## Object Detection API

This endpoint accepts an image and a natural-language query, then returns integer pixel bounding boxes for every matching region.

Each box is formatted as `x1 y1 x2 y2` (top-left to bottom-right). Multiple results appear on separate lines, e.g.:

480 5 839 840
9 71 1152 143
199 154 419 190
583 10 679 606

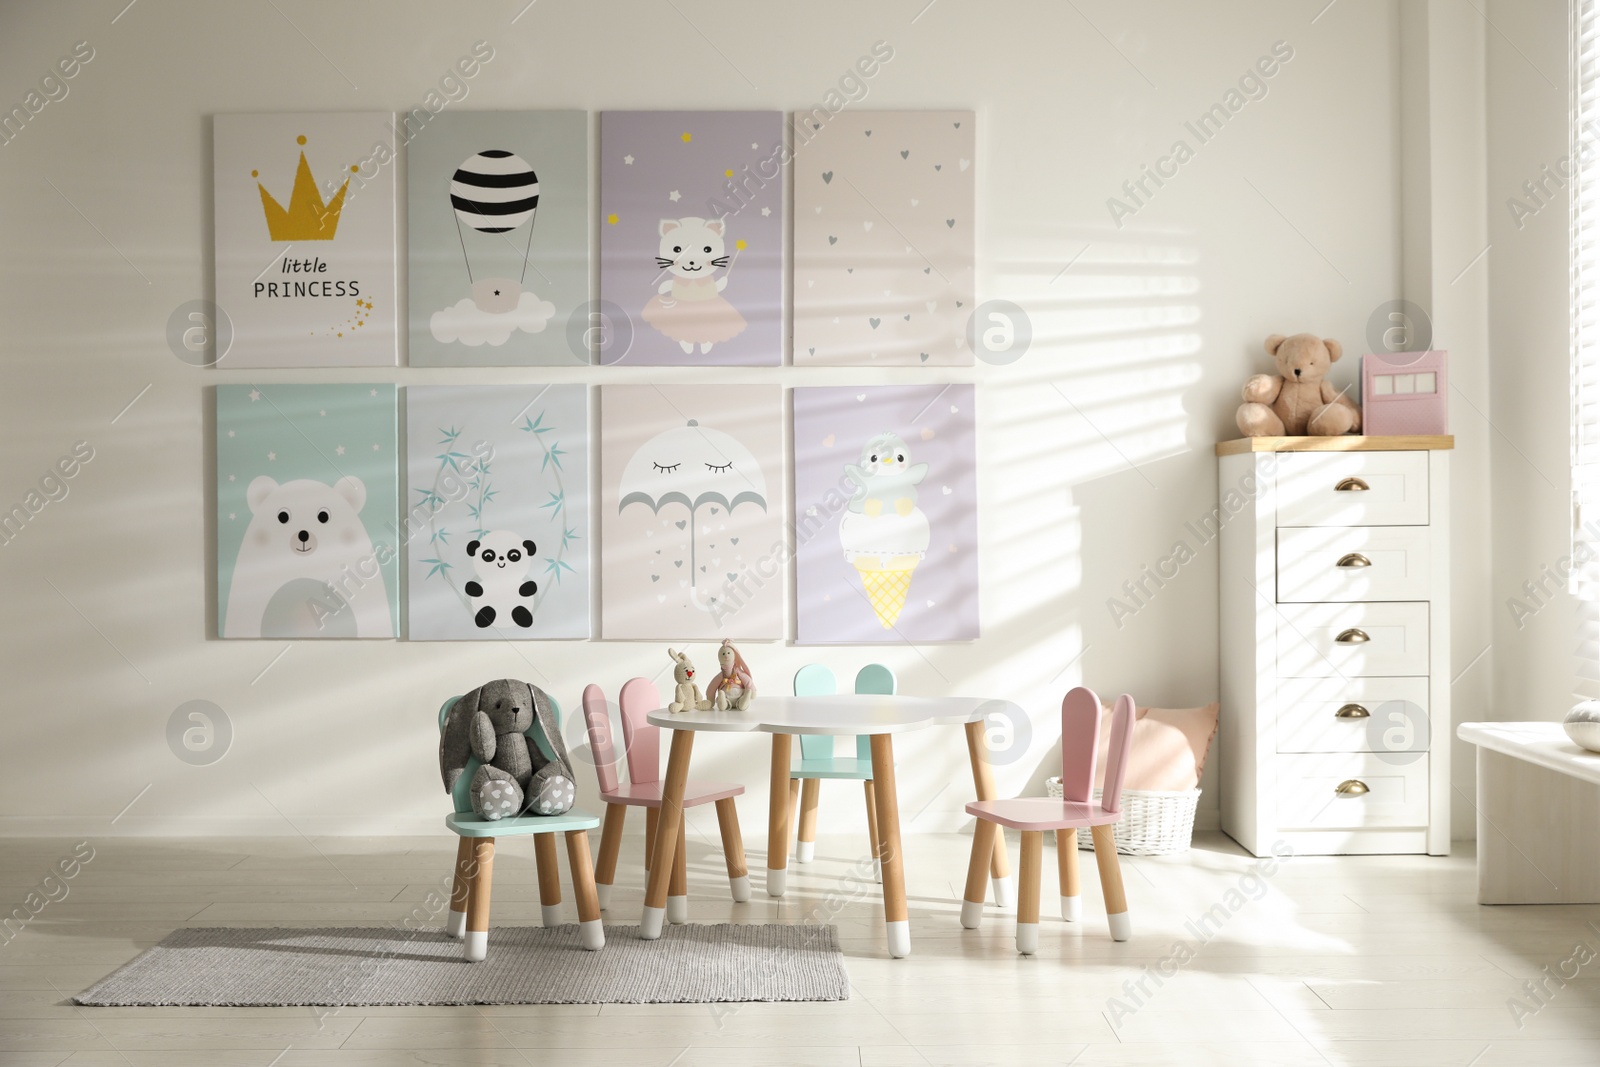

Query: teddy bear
439 678 576 820
666 648 709 713
462 531 538 629
1236 333 1362 437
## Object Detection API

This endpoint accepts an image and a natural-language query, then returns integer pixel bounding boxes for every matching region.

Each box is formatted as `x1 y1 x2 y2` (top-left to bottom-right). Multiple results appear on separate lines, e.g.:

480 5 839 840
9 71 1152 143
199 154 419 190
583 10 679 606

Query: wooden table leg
565 829 605 950
594 803 626 911
534 832 563 928
1056 829 1081 921
964 719 1014 908
863 779 883 883
715 797 751 902
869 733 910 958
797 779 821 863
641 729 694 939
446 836 473 939
463 837 494 962
768 734 793 897
668 820 689 924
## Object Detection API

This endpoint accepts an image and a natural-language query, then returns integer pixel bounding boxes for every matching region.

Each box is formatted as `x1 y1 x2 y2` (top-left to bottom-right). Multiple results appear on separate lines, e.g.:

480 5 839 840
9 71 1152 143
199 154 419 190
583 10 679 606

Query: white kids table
638 694 1021 957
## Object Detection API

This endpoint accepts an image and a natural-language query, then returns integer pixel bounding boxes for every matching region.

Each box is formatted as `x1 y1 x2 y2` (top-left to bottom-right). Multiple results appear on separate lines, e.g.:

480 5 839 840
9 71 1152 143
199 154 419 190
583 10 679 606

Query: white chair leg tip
992 875 1016 910
579 918 605 951
667 894 689 925
640 905 666 940
886 919 911 958
1061 895 1082 922
444 909 466 939
1107 911 1132 942
767 868 787 897
541 904 562 929
1016 922 1039 956
796 841 815 863
959 899 984 930
463 930 487 962
729 874 751 903
595 883 612 911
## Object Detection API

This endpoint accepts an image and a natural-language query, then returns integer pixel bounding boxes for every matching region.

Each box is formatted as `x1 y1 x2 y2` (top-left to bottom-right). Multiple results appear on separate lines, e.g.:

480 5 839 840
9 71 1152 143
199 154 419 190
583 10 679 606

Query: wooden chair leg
565 829 605 951
463 837 495 962
1017 831 1043 955
787 778 802 860
961 818 997 929
446 836 472 938
864 779 882 883
534 832 563 928
1057 829 1082 921
644 806 659 872
715 797 750 902
1090 823 1131 941
797 778 821 862
668 820 689 924
594 803 626 911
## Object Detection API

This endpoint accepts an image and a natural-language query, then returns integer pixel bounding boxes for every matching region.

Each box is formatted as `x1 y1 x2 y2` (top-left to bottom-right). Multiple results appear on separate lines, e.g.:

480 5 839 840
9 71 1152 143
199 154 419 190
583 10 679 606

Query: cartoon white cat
641 217 747 355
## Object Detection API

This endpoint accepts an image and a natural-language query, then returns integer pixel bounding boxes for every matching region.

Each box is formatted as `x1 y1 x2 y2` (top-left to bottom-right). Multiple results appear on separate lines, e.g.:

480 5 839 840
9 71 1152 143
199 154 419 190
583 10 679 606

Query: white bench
1456 721 1600 903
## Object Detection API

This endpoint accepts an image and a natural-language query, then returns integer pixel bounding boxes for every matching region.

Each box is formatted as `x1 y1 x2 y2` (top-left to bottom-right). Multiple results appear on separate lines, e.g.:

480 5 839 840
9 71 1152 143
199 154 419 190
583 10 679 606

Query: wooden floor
3 826 1599 1065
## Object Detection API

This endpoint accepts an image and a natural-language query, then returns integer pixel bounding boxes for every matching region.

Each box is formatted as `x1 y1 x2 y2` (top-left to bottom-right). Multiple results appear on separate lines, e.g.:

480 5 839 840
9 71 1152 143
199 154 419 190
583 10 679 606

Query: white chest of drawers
1217 435 1453 856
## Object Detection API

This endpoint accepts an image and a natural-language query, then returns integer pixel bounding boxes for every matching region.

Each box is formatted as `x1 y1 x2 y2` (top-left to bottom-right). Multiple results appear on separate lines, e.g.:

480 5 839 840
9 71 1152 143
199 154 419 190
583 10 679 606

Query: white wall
0 1 1424 838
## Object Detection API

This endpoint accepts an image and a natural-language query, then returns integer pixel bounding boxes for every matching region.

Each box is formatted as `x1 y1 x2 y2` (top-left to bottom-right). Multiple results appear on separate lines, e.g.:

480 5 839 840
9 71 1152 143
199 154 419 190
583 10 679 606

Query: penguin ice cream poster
600 385 783 639
214 113 399 367
599 111 784 366
793 385 978 643
408 111 591 366
216 384 399 638
405 384 590 639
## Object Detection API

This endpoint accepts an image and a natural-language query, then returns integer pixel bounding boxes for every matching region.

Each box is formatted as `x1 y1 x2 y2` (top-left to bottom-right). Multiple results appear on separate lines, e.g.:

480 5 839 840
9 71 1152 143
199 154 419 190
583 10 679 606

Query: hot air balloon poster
407 111 590 366
792 384 979 643
598 111 784 366
600 384 783 639
214 113 399 368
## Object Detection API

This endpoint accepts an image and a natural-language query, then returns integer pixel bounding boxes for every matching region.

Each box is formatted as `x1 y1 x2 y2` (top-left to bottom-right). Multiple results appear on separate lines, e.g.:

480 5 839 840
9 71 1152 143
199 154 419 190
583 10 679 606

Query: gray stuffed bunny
439 678 577 820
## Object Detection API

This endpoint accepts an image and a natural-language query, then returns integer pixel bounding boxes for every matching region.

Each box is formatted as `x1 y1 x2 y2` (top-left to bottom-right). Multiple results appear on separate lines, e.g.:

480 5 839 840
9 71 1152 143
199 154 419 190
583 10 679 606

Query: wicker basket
1045 777 1201 856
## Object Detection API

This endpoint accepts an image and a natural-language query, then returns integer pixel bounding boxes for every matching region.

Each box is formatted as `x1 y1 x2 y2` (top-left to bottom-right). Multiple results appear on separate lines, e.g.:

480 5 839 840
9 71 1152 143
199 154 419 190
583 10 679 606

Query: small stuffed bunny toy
706 639 756 711
667 648 708 713
439 678 577 821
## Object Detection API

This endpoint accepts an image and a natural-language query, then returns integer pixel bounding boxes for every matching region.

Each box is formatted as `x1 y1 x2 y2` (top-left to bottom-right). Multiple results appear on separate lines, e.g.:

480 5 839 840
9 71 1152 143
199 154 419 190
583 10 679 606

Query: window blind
1573 0 1600 596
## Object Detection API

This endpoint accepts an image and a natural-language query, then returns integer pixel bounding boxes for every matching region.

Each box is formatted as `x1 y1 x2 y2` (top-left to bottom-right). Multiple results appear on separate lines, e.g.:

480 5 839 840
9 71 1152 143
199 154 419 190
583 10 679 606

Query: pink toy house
1362 350 1449 435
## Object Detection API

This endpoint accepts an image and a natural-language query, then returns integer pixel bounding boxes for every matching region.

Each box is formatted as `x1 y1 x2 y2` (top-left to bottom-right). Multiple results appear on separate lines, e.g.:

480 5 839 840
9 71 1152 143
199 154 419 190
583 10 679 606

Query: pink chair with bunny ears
960 687 1136 954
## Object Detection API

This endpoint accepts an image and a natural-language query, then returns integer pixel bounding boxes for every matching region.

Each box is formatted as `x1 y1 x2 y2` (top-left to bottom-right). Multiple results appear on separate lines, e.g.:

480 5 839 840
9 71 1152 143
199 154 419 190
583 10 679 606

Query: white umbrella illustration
619 419 768 601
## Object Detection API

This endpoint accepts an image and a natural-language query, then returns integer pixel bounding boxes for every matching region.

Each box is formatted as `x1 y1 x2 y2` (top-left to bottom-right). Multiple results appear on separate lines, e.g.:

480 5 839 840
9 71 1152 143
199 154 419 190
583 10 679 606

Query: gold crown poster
214 113 398 367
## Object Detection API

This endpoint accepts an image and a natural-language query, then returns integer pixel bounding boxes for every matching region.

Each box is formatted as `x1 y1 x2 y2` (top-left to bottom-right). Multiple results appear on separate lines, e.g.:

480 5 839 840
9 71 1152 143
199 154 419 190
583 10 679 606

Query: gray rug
74 924 849 1006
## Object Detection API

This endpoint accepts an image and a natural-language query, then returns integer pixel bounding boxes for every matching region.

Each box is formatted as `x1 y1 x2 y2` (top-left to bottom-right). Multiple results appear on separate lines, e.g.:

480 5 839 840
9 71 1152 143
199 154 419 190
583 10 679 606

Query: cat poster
408 111 591 366
405 384 590 639
216 384 399 638
599 111 784 366
793 384 978 643
794 111 975 366
600 385 783 638
214 113 398 367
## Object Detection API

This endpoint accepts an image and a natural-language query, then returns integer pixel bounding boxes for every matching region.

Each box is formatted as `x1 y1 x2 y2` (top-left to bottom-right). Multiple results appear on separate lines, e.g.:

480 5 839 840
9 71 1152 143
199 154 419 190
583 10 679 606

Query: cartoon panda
463 531 538 628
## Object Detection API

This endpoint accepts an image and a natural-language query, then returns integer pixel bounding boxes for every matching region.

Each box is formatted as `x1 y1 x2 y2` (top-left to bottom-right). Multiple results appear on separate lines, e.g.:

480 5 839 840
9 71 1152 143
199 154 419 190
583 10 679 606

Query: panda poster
405 384 590 639
793 110 975 366
792 384 979 643
407 111 591 367
600 384 782 639
214 113 399 367
216 384 399 638
598 111 784 366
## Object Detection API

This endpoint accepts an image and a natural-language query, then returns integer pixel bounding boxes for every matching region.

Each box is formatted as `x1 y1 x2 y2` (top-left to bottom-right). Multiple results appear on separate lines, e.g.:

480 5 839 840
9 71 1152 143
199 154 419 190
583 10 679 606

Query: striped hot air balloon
451 150 539 234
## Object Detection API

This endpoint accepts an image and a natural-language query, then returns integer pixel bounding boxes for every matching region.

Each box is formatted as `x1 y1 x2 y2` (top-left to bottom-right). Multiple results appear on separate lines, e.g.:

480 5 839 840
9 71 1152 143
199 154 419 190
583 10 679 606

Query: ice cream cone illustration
840 433 931 630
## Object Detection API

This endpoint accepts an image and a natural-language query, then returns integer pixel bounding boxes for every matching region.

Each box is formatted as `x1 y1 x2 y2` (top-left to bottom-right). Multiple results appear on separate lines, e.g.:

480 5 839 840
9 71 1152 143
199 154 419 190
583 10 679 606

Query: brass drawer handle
1335 477 1370 492
1337 553 1372 568
1335 628 1370 644
1335 703 1371 719
1335 779 1370 797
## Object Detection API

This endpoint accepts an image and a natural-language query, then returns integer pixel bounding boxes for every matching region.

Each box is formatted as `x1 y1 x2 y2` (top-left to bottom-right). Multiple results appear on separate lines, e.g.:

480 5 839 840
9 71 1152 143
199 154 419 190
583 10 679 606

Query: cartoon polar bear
223 476 394 638
464 530 538 628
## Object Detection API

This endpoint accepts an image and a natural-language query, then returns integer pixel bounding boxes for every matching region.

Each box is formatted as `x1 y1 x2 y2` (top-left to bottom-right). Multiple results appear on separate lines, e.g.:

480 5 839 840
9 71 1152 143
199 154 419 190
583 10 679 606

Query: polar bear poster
216 384 399 638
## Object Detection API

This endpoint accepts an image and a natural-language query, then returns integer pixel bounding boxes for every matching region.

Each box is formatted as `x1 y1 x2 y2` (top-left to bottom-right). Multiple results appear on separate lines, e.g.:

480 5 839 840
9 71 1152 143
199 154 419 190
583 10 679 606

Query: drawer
1275 677 1431 753
1276 526 1432 602
1276 451 1429 527
1275 602 1429 678
1275 754 1430 829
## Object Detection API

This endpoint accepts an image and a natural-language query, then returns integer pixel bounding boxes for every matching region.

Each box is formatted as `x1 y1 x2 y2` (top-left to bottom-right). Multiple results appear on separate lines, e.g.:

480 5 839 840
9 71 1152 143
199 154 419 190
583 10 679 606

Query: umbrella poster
214 113 398 367
792 384 979 643
598 111 784 366
216 384 398 638
407 111 590 366
404 384 589 640
600 384 783 639
794 110 975 366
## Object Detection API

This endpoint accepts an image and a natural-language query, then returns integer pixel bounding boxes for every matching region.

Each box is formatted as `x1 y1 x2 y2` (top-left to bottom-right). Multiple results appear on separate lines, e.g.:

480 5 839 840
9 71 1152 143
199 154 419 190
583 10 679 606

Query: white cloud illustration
430 292 557 347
